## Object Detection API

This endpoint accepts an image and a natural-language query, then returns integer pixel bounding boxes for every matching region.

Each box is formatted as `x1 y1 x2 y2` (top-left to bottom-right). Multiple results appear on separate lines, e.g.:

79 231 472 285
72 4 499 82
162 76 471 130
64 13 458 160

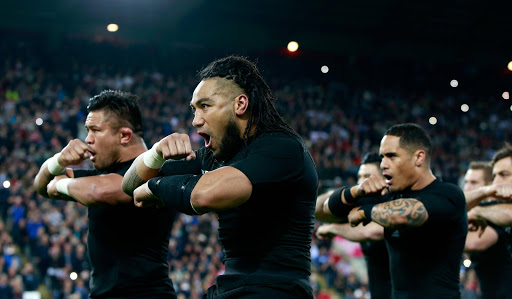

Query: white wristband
47 153 66 176
56 178 72 196
143 142 166 169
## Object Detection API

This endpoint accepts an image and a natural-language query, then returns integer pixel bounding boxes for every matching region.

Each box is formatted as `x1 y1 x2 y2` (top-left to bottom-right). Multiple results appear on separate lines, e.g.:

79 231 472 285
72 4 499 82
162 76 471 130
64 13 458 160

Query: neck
118 139 148 163
411 168 436 190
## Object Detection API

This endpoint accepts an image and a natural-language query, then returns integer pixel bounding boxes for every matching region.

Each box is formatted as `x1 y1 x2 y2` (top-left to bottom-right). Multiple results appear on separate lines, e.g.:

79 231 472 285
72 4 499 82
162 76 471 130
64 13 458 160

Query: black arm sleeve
159 154 202 177
73 169 100 178
147 174 202 215
328 187 354 219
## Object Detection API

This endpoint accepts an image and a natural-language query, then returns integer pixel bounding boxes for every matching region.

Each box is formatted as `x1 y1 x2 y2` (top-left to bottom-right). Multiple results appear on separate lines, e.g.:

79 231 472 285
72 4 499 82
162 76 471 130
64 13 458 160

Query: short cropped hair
87 90 144 138
361 152 381 167
468 161 493 184
491 143 512 168
385 123 431 158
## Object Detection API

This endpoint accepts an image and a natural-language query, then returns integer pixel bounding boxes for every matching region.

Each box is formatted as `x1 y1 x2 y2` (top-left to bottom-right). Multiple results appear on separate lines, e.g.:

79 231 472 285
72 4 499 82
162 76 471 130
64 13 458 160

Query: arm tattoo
122 169 146 196
371 198 427 228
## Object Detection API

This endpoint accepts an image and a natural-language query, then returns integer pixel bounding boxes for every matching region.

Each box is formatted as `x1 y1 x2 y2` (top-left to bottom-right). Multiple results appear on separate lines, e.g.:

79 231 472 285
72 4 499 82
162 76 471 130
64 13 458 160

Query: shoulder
432 180 464 197
424 179 465 204
250 132 305 154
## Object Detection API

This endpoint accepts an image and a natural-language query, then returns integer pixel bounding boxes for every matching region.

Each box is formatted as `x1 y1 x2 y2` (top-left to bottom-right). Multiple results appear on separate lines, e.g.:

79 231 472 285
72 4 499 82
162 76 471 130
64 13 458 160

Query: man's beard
214 119 244 163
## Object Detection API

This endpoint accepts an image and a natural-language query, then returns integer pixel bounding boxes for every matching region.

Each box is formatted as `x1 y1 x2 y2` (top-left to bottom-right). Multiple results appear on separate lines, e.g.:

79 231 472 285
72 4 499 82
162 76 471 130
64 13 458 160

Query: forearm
34 161 55 198
326 223 384 242
34 156 68 197
322 186 363 221
315 189 344 223
369 198 428 229
465 186 492 211
464 228 498 252
69 175 131 205
122 154 159 196
473 204 512 226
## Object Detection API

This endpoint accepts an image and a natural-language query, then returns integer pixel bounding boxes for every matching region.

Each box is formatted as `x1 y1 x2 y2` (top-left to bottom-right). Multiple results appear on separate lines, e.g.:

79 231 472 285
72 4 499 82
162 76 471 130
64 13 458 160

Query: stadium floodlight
287 41 299 52
107 24 119 32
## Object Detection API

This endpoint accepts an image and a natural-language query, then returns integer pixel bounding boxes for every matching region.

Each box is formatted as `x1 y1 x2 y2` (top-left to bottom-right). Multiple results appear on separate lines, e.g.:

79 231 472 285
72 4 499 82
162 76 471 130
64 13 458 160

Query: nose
380 159 388 170
85 132 93 144
192 111 204 127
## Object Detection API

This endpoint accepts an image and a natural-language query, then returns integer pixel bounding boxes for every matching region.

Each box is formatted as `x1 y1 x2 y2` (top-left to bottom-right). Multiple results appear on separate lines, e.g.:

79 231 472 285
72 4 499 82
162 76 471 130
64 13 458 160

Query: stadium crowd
1 36 510 298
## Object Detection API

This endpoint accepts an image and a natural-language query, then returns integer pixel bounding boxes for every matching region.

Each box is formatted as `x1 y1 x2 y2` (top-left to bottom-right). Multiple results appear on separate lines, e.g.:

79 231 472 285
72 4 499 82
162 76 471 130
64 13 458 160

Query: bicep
192 166 252 211
372 198 428 228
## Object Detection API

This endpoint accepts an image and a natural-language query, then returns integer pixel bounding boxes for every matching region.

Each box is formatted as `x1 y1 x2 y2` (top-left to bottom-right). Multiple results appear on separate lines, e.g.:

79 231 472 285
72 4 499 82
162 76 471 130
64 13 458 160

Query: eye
201 104 210 109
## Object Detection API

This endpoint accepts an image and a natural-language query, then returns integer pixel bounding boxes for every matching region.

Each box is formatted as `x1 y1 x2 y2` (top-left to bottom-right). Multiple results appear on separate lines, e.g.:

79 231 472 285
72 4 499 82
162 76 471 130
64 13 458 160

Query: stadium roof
1 0 512 67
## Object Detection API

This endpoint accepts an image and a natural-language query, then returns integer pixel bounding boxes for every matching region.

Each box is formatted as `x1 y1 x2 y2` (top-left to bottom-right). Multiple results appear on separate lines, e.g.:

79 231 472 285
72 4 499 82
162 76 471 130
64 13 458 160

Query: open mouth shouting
198 132 212 148
383 173 393 185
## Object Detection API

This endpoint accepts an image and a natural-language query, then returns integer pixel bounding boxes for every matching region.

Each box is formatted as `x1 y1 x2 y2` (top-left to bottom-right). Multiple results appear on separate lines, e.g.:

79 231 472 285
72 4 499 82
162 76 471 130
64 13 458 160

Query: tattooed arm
122 154 161 196
349 198 428 229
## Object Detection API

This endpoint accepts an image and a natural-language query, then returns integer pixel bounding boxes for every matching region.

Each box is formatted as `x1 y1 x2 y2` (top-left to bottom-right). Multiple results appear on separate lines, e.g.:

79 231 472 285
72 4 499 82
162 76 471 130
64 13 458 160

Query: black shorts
204 274 313 299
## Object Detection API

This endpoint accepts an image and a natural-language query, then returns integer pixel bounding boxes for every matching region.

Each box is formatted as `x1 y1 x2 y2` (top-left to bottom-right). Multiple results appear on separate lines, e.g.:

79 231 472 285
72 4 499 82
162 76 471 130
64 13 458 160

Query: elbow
501 210 512 227
363 227 384 241
34 183 46 197
33 176 48 197
121 180 132 197
315 208 327 221
387 215 421 229
191 189 216 213
390 215 409 227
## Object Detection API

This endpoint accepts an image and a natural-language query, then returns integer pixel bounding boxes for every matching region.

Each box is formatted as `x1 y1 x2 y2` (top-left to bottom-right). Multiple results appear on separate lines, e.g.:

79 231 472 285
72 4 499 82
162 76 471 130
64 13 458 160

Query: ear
414 149 426 167
234 94 249 116
119 127 133 145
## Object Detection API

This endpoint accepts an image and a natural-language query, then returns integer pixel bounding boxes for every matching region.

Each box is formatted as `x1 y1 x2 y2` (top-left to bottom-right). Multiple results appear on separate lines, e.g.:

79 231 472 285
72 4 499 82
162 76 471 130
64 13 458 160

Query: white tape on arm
56 178 72 196
48 153 66 176
143 142 166 169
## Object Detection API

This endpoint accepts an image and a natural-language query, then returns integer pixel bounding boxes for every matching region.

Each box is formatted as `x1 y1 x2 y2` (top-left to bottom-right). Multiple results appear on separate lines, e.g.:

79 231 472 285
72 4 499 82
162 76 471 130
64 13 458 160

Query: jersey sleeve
416 183 465 223
230 135 304 184
73 169 101 178
159 152 203 177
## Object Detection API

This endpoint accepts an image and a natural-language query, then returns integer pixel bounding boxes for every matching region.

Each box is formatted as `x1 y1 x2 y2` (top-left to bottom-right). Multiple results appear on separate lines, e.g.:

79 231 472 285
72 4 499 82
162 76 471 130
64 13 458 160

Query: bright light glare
461 104 469 112
3 181 10 188
35 118 43 126
107 24 119 32
321 66 329 73
70 272 78 280
450 80 458 88
429 117 437 125
463 259 471 268
503 92 510 100
508 61 512 71
287 41 299 52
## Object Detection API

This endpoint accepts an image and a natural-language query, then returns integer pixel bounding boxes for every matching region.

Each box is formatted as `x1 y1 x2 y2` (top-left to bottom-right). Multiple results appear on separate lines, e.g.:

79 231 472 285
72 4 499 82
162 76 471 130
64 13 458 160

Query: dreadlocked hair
198 55 299 141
